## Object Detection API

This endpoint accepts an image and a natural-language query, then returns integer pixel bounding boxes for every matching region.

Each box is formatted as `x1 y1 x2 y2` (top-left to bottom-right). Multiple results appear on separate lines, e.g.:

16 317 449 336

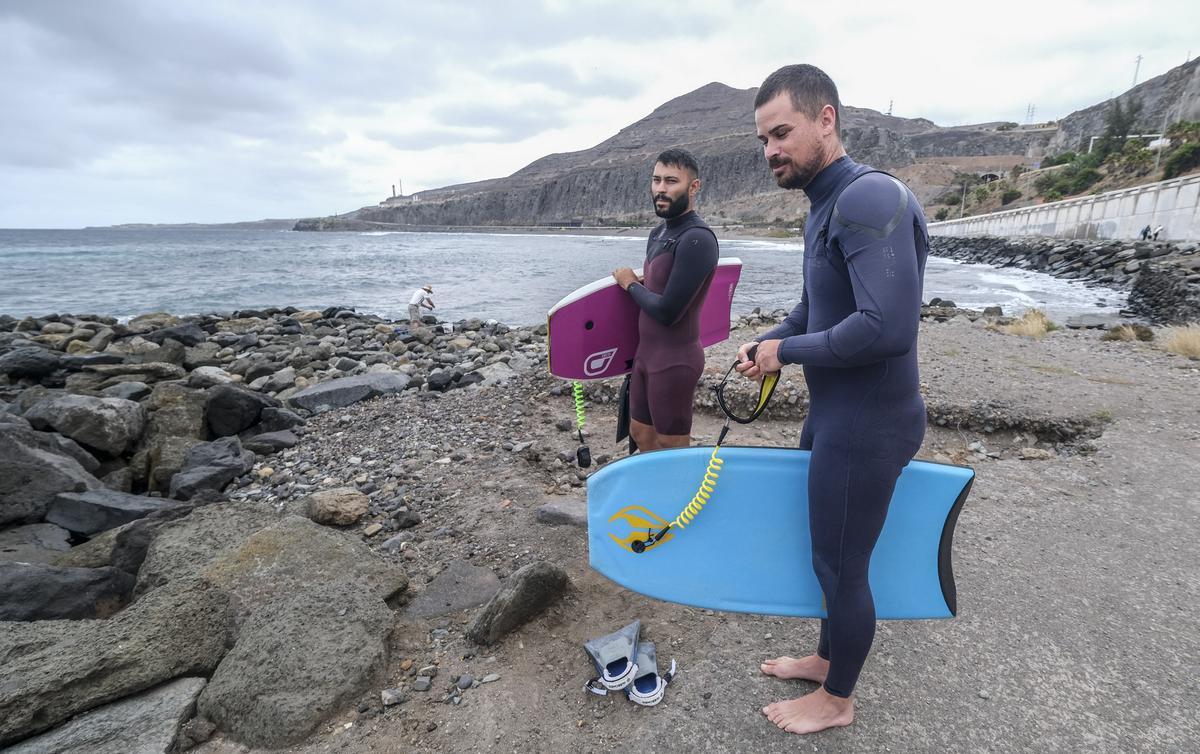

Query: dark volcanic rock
144 322 207 347
24 394 147 456
205 384 280 437
46 488 187 536
0 562 135 620
0 523 72 564
242 429 299 455
167 436 255 500
0 347 61 379
133 502 279 595
257 406 306 432
4 677 207 754
465 561 570 645
197 583 392 749
198 515 408 627
0 424 101 526
0 578 231 746
288 372 411 412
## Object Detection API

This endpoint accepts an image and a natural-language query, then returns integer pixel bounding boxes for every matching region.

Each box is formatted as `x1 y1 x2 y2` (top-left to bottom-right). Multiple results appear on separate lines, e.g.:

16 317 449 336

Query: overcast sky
2 0 1195 228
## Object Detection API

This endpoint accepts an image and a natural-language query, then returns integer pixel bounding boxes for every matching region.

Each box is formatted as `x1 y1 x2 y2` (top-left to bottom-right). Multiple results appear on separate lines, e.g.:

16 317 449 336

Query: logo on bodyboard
584 347 618 376
608 505 674 553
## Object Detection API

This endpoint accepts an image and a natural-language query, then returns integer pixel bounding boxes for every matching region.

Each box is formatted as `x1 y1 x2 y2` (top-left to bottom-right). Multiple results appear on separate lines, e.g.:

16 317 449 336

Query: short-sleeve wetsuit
626 210 719 436
758 155 929 698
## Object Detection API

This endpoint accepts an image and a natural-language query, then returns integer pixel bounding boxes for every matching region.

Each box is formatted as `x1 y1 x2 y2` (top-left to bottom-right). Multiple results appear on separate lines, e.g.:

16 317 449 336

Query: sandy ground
195 318 1199 754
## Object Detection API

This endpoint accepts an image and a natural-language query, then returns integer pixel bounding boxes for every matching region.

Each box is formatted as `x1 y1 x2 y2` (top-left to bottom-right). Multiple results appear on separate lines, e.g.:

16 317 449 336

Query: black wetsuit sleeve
777 176 922 367
758 290 809 341
627 229 719 326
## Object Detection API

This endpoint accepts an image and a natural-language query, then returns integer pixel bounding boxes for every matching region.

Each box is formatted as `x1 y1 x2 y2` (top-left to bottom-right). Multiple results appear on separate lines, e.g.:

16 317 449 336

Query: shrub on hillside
1163 143 1200 179
934 207 950 221
1001 189 1022 205
1041 151 1077 168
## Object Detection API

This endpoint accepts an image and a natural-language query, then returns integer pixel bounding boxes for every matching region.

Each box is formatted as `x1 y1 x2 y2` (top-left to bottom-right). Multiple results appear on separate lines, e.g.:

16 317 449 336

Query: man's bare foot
759 654 829 683
762 687 854 735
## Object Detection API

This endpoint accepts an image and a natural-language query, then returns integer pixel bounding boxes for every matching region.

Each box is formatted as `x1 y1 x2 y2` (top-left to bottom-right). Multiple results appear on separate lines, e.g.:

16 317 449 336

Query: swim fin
625 640 676 707
583 619 641 694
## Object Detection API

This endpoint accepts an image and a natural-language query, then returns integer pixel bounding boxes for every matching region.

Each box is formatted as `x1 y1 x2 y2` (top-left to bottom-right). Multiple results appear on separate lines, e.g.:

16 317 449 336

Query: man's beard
770 153 824 190
652 191 690 219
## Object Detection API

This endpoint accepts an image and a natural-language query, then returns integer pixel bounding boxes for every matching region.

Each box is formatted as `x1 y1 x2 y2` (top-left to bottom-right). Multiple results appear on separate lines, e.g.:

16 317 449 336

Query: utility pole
1025 103 1036 125
887 99 893 116
1132 54 1143 88
960 181 968 218
398 178 403 197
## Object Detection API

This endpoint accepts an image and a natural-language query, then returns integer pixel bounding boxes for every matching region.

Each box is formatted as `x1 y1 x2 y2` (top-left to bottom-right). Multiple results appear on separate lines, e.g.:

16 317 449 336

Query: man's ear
690 178 701 198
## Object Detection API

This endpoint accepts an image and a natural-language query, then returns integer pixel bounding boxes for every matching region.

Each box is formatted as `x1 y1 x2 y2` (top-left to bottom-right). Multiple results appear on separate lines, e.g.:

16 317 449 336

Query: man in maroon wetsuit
613 148 720 451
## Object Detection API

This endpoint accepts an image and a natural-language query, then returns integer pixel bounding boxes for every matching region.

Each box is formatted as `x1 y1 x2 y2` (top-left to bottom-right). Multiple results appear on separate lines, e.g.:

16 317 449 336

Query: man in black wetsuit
612 148 719 451
736 64 930 735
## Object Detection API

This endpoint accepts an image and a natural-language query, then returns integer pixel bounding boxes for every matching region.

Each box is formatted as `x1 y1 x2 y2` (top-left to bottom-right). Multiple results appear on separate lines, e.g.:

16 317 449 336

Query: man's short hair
754 64 842 134
655 148 700 179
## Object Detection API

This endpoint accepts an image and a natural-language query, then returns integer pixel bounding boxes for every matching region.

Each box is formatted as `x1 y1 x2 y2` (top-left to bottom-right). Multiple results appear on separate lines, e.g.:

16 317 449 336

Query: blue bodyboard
587 446 973 619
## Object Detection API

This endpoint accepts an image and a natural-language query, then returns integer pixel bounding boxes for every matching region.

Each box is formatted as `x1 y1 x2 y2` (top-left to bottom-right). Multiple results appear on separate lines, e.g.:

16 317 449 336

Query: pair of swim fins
583 619 676 706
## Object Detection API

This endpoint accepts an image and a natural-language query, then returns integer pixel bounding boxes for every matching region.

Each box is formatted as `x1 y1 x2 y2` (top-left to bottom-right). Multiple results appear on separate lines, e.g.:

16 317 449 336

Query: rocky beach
1 280 1197 752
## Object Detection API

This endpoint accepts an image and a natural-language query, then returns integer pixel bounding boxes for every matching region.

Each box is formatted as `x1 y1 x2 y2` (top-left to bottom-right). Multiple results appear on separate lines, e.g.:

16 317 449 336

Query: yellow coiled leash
572 381 591 468
630 345 778 553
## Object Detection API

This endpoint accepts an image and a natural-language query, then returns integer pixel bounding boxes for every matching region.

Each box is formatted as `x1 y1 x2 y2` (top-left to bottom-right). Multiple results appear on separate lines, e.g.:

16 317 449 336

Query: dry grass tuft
1159 324 1200 358
1101 324 1154 342
998 308 1058 338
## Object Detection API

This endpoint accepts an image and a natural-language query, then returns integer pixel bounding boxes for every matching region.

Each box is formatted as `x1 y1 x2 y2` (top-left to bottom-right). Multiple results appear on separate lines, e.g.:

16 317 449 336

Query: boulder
61 352 124 370
84 362 187 382
242 429 299 455
288 372 410 412
0 347 61 379
183 341 224 370
127 312 180 331
199 515 408 626
301 487 370 526
52 505 195 574
465 561 570 645
44 433 101 473
101 380 152 401
46 488 187 536
134 503 279 595
0 562 135 620
134 382 209 492
205 384 279 437
4 677 206 754
188 365 235 388
144 322 207 347
0 424 100 526
257 406 306 432
167 436 255 500
0 577 229 746
0 523 71 564
24 394 147 456
197 582 392 749
473 361 517 386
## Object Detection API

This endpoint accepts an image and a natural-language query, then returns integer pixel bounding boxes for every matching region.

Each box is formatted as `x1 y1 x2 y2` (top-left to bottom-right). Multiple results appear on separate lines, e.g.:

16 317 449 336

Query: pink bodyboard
547 257 742 380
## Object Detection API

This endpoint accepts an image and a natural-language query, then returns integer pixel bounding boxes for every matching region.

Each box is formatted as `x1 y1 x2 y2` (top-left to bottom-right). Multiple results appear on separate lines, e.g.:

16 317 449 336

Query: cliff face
1049 58 1200 154
304 64 1193 229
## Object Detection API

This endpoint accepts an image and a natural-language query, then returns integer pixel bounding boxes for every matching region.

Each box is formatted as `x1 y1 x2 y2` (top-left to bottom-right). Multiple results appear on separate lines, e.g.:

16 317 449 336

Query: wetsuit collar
664 209 698 229
803 155 856 204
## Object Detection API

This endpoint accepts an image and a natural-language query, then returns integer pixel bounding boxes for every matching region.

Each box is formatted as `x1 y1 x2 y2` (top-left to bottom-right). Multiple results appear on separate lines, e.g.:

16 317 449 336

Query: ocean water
0 229 1124 324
